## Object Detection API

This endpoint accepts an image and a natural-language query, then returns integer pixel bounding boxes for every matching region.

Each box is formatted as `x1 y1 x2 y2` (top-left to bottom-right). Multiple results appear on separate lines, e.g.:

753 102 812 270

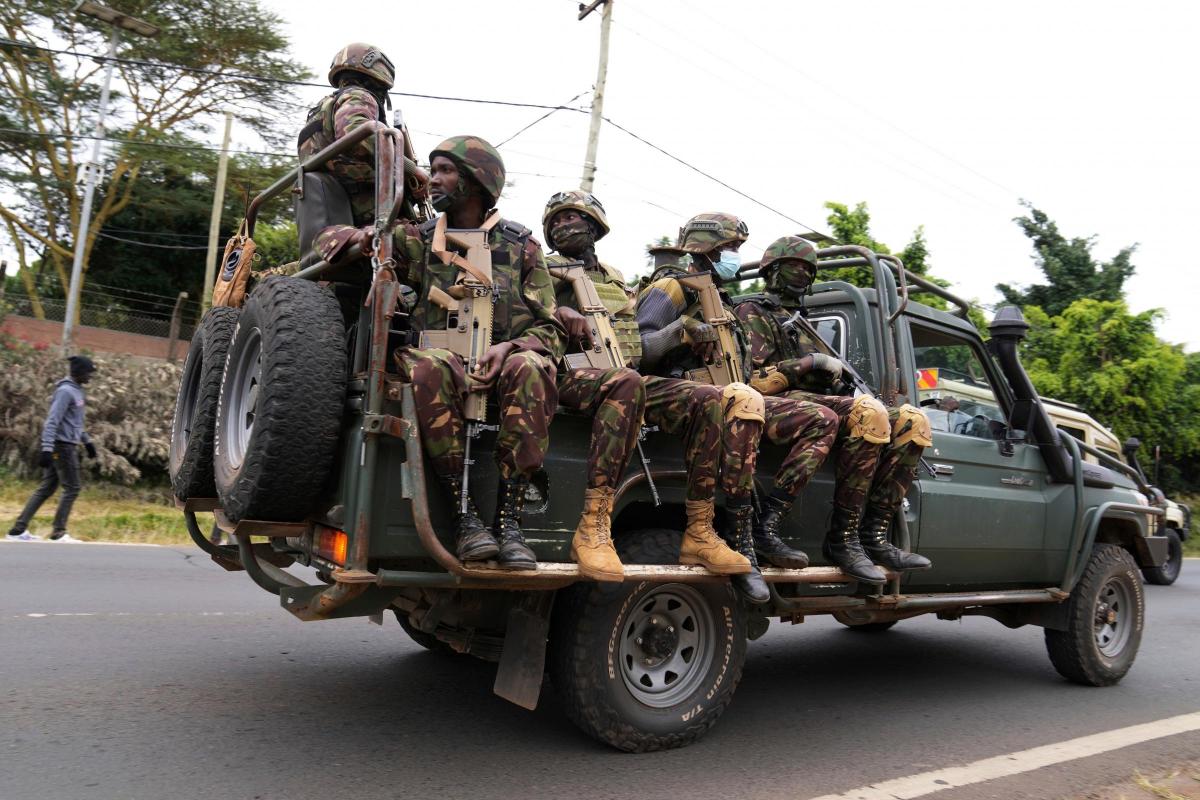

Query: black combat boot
822 504 887 584
438 474 497 562
726 503 771 604
859 505 932 571
494 477 537 571
753 492 810 569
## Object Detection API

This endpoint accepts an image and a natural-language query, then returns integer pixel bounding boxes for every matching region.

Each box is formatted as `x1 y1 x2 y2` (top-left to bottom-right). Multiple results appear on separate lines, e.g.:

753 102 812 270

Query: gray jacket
41 378 91 451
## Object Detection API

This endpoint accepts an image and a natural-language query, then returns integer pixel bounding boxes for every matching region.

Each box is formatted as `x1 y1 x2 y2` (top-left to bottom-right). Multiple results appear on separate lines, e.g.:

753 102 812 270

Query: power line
600 115 829 236
3 40 592 112
96 231 210 250
496 90 590 148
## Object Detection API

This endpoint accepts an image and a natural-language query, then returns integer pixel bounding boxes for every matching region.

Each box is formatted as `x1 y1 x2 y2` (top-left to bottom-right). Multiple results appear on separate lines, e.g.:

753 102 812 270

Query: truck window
1058 425 1087 442
911 325 1007 440
808 315 845 359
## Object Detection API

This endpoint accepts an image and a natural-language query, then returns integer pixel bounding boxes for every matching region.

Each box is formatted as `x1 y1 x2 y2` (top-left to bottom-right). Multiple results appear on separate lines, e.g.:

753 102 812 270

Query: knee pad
721 382 766 424
750 366 789 396
892 403 933 448
847 395 891 444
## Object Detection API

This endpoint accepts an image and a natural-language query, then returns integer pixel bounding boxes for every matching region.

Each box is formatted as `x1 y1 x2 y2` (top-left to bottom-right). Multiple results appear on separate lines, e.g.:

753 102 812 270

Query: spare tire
214 276 347 522
169 306 241 501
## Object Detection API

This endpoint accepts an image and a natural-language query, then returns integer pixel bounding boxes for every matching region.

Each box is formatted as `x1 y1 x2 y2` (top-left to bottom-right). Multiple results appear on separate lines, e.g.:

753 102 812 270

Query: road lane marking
808 711 1200 800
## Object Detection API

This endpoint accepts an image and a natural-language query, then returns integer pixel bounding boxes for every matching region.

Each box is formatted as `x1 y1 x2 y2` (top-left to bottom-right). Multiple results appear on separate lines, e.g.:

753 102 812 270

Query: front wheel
549 529 746 752
1141 529 1183 586
1045 544 1144 686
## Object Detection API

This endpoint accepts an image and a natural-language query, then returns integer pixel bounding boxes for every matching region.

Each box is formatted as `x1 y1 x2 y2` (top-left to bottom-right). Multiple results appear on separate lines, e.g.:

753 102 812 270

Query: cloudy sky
18 0 1200 350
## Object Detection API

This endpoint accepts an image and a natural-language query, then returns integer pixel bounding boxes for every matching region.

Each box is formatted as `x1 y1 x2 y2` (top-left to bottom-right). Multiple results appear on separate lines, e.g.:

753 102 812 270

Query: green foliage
821 201 952 310
997 203 1137 317
0 0 308 309
0 334 181 484
252 220 301 269
1020 299 1200 494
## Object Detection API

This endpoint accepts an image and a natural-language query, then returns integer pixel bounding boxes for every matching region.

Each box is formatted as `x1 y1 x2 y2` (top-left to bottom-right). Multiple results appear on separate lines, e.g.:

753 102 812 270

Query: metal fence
4 286 200 341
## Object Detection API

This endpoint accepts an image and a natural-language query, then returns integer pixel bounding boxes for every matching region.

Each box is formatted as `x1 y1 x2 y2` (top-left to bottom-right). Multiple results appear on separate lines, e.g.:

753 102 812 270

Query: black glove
85 442 97 459
39 450 54 468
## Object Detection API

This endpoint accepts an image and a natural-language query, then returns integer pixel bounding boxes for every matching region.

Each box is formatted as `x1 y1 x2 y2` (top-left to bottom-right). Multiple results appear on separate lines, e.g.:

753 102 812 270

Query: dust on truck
169 122 1170 752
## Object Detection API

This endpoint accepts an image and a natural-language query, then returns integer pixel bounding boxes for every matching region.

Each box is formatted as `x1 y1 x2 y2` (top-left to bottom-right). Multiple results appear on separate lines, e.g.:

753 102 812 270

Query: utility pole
202 111 234 313
62 2 160 354
578 0 612 193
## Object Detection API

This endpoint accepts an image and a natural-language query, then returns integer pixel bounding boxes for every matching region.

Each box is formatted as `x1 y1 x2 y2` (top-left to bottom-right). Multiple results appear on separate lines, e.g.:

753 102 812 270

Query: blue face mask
713 249 741 281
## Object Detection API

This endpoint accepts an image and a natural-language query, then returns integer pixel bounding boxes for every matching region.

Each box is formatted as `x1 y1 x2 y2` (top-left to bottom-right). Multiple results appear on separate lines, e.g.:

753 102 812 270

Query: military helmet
677 212 749 255
760 235 818 273
430 135 506 205
541 189 611 243
328 43 395 90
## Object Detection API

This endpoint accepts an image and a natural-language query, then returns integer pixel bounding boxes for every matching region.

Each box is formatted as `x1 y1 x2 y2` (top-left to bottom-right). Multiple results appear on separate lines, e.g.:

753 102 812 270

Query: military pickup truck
913 366 1189 585
168 123 1169 752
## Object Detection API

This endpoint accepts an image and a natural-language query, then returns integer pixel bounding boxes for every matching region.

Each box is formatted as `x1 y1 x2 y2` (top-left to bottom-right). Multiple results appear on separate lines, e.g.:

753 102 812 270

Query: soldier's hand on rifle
408 165 431 202
473 341 516 388
555 306 595 349
681 317 719 363
808 352 844 380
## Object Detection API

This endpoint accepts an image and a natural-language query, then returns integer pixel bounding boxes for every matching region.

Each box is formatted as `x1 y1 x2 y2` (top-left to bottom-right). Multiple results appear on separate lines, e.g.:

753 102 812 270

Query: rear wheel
394 611 456 655
169 307 240 500
1141 529 1183 586
1045 544 1144 686
549 528 746 752
214 277 347 522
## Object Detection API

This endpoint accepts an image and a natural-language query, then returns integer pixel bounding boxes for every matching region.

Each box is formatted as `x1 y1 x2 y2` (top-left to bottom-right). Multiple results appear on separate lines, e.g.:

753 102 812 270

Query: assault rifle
549 262 660 506
420 227 496 513
677 273 743 386
752 309 876 399
778 310 875 397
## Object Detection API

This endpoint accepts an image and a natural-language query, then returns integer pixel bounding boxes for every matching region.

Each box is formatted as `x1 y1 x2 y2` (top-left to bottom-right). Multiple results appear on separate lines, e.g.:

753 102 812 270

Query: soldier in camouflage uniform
734 235 933 583
382 136 565 570
543 191 753 580
297 43 429 232
638 213 840 602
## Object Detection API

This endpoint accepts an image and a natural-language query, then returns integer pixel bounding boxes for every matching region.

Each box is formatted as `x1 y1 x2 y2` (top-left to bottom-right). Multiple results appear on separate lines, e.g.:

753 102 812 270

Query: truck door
904 321 1054 588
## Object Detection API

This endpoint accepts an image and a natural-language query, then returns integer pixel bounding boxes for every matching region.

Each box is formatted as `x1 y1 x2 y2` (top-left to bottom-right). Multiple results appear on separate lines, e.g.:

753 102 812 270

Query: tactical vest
734 291 813 363
411 216 534 343
571 261 642 366
296 86 383 194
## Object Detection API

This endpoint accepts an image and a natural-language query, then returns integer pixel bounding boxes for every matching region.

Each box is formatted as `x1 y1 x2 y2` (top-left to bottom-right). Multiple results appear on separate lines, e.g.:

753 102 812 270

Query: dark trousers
10 441 82 535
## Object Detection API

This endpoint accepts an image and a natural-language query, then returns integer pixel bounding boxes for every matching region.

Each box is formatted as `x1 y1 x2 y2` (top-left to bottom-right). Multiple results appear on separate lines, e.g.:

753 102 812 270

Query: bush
0 335 181 484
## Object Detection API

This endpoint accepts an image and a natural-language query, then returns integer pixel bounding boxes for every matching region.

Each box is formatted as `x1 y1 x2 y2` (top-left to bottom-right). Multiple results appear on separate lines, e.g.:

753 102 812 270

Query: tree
0 0 308 316
997 203 1137 317
821 201 953 312
1020 299 1200 494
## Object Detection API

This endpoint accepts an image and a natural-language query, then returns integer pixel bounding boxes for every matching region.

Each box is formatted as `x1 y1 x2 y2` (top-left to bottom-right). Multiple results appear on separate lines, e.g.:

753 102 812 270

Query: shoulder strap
496 218 531 246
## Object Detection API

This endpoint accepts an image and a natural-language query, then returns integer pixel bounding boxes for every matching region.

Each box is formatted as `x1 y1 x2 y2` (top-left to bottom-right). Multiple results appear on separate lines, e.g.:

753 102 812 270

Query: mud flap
493 591 555 711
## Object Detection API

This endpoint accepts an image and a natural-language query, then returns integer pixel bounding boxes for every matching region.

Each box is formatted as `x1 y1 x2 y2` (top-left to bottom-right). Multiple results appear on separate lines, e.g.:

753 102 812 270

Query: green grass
1 477 193 545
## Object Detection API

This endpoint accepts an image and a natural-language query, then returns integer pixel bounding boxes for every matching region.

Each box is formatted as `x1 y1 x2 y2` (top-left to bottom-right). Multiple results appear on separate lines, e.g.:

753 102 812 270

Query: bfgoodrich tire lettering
214 277 346 522
549 528 746 752
1045 543 1144 686
169 306 240 500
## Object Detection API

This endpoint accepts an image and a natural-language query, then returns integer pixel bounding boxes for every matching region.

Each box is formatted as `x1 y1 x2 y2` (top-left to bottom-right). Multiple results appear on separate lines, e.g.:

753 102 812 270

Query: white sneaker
49 532 79 543
6 531 41 541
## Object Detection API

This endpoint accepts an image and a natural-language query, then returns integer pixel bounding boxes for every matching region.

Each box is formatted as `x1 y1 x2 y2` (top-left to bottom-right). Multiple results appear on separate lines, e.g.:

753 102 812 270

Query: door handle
930 463 955 476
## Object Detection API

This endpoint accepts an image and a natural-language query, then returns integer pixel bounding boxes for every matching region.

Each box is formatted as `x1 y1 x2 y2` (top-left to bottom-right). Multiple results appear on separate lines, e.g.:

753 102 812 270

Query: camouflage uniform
298 43 428 242
636 259 839 504
638 214 839 601
397 216 563 483
734 235 932 578
545 191 750 580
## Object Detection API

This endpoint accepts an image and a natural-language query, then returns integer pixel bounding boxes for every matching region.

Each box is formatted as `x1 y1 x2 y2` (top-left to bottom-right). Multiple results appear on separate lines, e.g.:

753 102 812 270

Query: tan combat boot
679 499 752 574
570 487 624 582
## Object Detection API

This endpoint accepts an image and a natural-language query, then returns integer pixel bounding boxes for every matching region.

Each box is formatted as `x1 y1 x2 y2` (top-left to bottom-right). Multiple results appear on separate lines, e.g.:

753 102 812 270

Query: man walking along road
7 355 98 542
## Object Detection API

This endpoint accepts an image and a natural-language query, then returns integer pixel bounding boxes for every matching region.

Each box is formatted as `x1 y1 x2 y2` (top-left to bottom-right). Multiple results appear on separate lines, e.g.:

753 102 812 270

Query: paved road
2 543 1198 800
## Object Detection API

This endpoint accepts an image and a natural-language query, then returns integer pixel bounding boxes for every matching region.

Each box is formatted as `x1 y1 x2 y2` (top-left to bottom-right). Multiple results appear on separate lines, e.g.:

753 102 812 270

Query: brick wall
1 315 189 361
